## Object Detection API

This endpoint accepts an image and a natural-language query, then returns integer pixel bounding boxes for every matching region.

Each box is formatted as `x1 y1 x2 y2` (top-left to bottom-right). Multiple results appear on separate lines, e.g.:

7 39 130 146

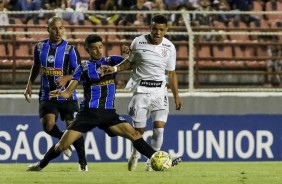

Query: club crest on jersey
47 55 55 63
161 49 168 58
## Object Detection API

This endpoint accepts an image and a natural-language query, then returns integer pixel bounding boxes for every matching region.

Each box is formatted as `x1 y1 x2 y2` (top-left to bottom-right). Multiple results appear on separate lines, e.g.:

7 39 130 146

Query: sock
39 144 61 168
46 125 63 139
72 136 87 165
151 128 164 151
133 138 156 159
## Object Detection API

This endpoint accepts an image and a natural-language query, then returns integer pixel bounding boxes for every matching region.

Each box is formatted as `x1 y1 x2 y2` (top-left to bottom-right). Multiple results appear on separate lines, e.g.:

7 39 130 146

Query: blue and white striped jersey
72 56 124 109
34 39 81 101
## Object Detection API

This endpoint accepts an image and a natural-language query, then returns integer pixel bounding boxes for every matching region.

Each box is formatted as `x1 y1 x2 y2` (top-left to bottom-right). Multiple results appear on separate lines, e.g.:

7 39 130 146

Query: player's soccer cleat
79 164 88 171
171 156 182 167
128 154 139 171
145 159 153 171
26 162 42 171
63 147 72 158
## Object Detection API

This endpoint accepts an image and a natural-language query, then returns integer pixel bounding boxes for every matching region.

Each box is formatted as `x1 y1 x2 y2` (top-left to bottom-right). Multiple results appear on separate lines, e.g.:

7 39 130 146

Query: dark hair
151 14 168 25
85 34 103 46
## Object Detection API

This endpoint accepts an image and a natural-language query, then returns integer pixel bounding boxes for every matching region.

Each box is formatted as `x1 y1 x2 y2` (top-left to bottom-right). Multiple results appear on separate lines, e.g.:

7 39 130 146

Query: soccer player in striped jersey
26 34 166 172
101 14 183 171
24 16 87 171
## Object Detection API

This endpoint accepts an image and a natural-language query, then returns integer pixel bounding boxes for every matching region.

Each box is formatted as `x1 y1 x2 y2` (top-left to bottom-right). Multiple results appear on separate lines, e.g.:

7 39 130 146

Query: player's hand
55 76 68 88
121 44 130 57
100 65 115 76
175 98 182 110
49 89 61 98
24 83 32 103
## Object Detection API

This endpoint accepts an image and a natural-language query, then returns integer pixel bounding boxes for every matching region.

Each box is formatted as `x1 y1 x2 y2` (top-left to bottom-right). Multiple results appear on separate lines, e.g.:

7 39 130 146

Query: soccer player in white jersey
101 14 182 171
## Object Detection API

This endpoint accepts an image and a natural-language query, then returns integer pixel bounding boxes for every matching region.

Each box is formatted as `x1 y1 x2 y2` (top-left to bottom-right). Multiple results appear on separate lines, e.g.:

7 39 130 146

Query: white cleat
63 147 72 158
128 155 139 171
79 164 88 171
171 156 182 167
26 162 42 171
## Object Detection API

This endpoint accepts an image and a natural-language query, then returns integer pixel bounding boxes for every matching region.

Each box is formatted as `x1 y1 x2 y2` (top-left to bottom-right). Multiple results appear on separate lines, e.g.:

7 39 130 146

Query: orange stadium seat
196 45 219 68
251 0 265 20
212 40 235 68
265 1 282 21
249 19 269 40
227 19 249 41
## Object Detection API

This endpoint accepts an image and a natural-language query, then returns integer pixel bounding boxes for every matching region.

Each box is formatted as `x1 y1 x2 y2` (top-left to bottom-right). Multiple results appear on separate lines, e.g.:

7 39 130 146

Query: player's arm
101 58 133 75
50 80 79 99
167 70 182 110
55 75 73 88
24 64 41 103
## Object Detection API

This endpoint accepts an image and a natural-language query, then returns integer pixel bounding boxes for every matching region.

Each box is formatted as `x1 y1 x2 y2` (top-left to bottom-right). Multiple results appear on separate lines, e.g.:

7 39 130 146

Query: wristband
113 66 117 72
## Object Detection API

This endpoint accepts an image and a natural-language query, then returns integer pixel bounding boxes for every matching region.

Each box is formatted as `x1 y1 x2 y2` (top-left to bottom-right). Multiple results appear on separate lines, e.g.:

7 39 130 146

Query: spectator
88 0 120 25
0 0 9 33
15 0 42 23
265 36 282 87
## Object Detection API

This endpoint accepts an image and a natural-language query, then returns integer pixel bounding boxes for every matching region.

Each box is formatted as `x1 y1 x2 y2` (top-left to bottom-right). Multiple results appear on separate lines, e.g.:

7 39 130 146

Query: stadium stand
2 6 282 90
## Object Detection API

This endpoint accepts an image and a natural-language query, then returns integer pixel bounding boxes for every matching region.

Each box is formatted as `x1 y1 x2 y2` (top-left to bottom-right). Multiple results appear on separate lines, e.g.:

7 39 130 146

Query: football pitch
1 162 281 184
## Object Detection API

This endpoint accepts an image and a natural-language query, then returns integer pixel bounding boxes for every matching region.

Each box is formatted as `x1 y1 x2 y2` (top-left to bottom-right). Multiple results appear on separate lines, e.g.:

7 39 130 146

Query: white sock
151 128 164 151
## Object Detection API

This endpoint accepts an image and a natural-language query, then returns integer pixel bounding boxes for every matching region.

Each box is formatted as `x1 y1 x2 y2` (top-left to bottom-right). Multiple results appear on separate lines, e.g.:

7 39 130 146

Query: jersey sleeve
128 37 138 63
166 44 176 71
69 46 81 71
107 56 125 66
33 43 41 66
72 65 83 81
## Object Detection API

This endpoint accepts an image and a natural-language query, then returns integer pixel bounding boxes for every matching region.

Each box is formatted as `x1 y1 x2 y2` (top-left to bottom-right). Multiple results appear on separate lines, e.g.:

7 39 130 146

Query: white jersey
125 34 176 93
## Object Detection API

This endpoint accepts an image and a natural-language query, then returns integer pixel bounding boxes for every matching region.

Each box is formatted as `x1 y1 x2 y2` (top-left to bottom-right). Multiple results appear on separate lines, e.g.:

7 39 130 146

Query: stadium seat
265 1 282 21
251 0 265 20
27 19 48 41
212 40 235 68
196 45 219 68
103 24 120 41
72 20 94 41
227 19 249 41
176 42 188 57
249 19 269 40
106 43 122 56
76 43 88 59
269 20 282 41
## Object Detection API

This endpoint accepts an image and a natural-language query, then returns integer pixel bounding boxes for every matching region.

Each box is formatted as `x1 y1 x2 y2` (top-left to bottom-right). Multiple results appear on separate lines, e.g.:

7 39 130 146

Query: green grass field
1 162 281 184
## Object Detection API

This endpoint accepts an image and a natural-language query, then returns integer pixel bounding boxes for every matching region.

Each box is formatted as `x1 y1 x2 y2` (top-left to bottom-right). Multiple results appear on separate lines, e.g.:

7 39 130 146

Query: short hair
151 14 168 25
48 16 64 29
85 34 103 46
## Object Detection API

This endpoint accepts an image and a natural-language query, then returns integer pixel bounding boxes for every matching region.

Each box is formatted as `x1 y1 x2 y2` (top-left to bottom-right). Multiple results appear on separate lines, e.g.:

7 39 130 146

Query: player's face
48 19 65 45
149 22 168 45
87 42 103 60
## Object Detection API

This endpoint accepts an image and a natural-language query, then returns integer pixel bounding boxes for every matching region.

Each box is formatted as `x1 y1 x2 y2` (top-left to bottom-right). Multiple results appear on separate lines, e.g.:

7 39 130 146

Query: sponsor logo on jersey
138 41 148 44
91 79 114 86
41 67 63 76
140 80 162 87
162 43 171 47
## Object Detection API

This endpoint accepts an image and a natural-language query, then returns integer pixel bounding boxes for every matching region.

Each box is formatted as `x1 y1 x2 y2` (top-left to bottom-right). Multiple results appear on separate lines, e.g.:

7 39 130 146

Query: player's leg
109 122 156 160
65 119 88 171
127 93 150 171
61 101 88 171
147 110 168 171
39 101 63 139
27 130 83 171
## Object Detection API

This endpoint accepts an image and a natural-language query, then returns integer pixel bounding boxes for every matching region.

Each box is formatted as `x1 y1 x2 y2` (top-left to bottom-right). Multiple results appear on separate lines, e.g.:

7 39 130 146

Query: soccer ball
150 151 172 171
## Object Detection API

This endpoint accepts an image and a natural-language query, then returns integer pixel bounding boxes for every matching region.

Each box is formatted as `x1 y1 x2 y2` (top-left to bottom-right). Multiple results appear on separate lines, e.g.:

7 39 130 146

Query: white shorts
127 92 169 128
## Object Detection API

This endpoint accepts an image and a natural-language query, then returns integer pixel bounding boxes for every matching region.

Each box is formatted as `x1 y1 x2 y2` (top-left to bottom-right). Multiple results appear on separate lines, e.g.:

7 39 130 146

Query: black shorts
68 109 128 136
39 100 79 121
